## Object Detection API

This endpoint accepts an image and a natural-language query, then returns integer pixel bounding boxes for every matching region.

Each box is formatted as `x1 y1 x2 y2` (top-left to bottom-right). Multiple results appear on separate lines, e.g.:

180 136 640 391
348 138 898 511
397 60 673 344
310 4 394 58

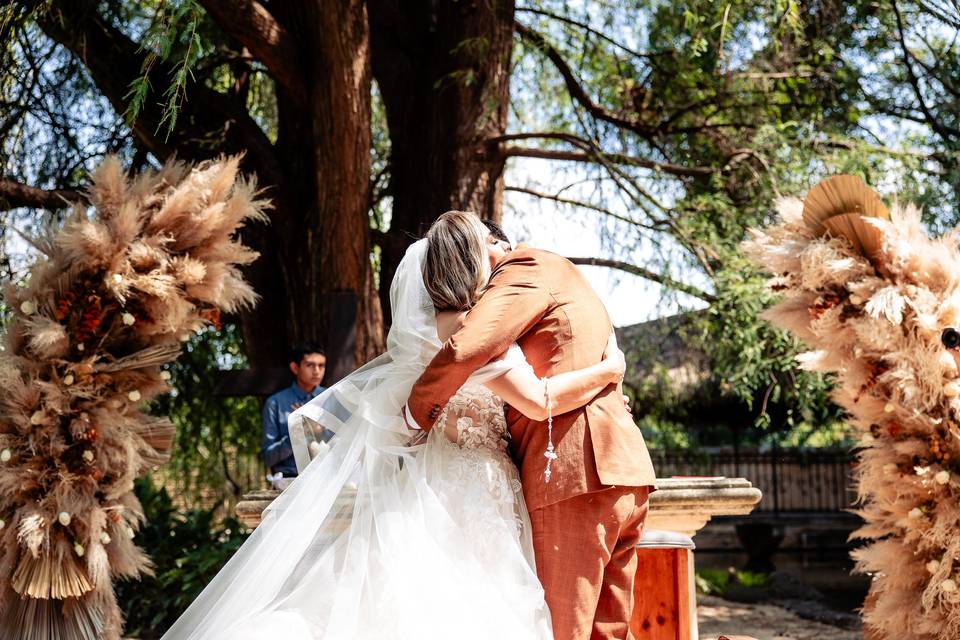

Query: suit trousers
530 485 651 640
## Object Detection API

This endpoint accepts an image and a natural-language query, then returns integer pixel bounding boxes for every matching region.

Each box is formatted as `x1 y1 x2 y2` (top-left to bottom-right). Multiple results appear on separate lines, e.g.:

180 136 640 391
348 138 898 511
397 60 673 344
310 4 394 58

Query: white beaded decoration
543 377 558 483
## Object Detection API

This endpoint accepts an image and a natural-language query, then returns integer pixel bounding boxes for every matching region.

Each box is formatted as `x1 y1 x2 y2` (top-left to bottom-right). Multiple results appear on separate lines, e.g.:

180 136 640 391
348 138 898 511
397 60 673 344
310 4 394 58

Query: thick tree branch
514 21 656 139
819 136 944 161
500 128 680 212
34 0 283 188
500 139 712 279
733 70 815 80
500 144 714 178
892 1 960 141
568 256 716 302
504 185 665 230
0 178 86 211
515 7 657 60
197 0 307 107
917 0 960 29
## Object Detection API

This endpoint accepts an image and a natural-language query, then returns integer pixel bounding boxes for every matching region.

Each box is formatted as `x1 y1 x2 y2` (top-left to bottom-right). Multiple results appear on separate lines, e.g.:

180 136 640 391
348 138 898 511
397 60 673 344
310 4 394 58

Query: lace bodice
436 384 510 453
429 384 527 547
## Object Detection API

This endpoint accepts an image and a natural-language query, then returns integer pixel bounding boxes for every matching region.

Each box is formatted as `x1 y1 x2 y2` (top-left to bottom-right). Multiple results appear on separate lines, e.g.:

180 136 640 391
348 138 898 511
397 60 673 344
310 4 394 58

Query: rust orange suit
408 246 657 640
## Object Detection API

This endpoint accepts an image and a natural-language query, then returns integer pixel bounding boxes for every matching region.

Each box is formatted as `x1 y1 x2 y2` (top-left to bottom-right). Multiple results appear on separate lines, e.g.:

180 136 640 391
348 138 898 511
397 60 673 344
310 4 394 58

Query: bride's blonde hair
423 210 491 311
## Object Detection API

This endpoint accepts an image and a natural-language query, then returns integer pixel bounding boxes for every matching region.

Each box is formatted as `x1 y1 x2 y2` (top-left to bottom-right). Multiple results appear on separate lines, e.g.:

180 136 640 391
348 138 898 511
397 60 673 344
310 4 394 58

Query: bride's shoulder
435 310 467 342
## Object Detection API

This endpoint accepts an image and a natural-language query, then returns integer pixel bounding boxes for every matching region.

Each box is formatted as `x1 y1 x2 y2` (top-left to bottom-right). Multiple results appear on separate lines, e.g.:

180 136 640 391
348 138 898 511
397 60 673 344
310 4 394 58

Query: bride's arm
483 336 625 421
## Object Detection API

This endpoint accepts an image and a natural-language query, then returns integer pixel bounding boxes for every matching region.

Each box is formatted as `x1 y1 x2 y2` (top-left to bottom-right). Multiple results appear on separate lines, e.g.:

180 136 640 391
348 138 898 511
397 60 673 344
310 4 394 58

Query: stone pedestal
235 490 283 529
647 477 763 537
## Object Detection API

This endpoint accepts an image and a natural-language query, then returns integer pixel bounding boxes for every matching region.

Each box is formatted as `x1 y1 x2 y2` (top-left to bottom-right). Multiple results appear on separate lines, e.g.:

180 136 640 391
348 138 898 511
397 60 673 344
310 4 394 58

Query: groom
405 214 657 639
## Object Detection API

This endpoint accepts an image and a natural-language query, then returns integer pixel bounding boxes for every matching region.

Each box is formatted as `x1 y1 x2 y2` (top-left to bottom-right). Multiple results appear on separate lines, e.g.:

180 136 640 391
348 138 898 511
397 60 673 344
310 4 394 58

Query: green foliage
369 81 391 235
512 0 960 442
636 414 692 450
124 0 206 139
776 419 851 448
632 4 863 439
695 568 769 595
116 476 248 638
701 252 842 434
737 570 770 588
695 568 732 595
150 323 263 510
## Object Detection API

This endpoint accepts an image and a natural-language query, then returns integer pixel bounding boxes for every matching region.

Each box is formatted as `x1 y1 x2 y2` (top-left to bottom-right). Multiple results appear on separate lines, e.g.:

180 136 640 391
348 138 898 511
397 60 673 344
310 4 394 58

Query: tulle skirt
160 239 553 639
169 430 552 640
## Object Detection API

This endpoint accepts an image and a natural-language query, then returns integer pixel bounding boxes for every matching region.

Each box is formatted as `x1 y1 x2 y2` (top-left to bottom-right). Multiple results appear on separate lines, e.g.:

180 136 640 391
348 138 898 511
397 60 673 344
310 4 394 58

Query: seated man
261 342 326 489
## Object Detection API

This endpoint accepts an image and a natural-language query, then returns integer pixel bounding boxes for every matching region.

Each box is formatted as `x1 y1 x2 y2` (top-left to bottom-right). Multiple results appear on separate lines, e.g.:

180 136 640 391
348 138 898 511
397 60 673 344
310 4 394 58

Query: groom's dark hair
482 219 511 246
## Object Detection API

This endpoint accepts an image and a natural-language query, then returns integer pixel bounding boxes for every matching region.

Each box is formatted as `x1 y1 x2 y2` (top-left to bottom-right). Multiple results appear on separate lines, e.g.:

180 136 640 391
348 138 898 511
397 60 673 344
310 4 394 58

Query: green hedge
116 477 248 639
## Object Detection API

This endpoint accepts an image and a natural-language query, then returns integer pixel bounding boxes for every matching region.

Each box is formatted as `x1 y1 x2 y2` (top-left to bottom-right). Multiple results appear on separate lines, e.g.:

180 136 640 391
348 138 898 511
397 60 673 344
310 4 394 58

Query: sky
502 197 687 328
499 156 709 328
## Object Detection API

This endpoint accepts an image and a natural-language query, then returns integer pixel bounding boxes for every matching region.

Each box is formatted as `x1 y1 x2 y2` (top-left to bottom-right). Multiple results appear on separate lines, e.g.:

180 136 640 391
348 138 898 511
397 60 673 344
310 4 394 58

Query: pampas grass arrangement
0 156 266 639
746 175 960 640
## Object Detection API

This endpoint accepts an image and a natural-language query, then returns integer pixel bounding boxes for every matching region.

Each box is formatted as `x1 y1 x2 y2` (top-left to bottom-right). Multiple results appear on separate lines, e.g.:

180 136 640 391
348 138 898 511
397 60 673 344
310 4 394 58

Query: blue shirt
261 382 324 477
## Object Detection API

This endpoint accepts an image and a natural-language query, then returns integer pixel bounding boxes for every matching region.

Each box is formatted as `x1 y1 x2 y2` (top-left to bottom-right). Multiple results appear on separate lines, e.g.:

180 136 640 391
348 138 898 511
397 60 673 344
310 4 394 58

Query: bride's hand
601 334 626 385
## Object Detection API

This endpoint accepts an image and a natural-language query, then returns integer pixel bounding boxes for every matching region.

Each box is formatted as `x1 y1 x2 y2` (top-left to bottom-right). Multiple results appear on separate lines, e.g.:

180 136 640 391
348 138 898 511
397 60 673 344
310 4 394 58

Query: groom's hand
622 394 632 414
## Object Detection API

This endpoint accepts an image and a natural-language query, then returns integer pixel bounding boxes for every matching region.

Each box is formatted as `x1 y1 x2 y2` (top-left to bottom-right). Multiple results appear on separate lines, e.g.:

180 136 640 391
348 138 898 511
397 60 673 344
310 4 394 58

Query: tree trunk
369 0 515 322
34 0 385 372
261 0 385 368
310 0 385 365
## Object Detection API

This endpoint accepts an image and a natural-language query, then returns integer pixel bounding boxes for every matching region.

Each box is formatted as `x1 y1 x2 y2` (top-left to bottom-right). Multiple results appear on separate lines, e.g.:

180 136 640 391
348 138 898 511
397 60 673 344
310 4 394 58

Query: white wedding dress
160 240 552 639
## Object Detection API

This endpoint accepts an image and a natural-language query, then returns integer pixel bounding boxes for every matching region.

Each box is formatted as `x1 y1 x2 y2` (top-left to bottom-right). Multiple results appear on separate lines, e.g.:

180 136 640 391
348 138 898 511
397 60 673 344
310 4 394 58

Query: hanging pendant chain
543 376 558 482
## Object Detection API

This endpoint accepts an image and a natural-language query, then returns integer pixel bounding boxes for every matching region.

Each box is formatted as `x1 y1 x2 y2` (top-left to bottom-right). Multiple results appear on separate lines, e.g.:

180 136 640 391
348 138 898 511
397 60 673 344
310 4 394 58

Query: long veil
160 239 549 639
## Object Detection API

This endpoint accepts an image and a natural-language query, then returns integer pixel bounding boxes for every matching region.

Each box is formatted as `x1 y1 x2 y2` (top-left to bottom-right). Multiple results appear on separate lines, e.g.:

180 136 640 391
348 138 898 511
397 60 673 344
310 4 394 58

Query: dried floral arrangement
745 175 960 639
0 156 266 639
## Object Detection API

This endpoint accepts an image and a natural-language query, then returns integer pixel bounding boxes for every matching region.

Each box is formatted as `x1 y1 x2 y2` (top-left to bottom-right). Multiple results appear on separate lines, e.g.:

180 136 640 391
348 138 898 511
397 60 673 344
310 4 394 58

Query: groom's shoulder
501 244 567 267
493 246 573 280
494 245 544 275
491 247 575 291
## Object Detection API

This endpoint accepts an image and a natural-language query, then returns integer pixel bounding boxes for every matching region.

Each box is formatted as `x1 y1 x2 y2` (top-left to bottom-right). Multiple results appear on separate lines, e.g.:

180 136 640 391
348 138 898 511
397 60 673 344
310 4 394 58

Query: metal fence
155 449 269 517
154 445 857 517
650 448 856 513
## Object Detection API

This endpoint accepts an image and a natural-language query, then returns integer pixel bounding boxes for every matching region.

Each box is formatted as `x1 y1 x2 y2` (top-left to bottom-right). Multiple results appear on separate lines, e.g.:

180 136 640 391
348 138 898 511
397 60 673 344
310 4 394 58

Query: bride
160 212 626 639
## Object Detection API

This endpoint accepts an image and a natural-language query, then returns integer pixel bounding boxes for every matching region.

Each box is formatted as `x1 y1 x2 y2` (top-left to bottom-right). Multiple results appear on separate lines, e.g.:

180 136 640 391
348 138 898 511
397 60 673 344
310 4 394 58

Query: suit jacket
408 246 656 510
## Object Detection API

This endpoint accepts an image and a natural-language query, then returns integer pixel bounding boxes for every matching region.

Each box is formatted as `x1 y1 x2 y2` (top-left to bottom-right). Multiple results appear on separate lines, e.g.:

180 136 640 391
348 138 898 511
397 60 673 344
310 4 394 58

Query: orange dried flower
54 291 77 322
199 306 222 330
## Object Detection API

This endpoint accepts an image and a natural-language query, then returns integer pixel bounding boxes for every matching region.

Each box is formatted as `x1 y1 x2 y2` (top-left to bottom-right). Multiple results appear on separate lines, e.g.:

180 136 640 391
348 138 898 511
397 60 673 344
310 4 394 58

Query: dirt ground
697 595 861 640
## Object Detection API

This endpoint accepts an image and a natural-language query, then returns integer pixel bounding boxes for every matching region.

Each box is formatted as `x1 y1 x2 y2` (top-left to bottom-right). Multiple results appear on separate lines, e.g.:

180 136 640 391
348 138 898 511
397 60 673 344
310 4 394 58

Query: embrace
162 211 657 639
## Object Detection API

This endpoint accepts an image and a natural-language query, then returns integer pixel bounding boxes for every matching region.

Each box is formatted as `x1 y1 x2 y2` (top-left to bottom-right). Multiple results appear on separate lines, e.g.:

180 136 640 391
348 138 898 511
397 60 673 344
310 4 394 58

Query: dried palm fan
803 174 889 266
10 597 105 640
746 176 960 639
0 156 266 639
